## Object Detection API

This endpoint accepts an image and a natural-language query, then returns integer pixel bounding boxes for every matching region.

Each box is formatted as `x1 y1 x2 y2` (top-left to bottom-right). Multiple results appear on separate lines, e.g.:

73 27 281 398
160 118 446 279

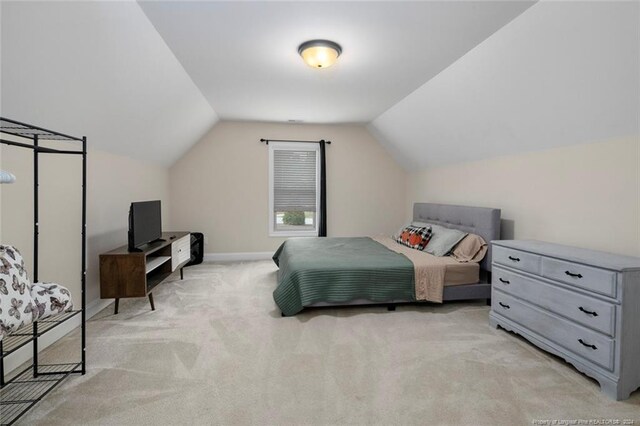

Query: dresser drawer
171 234 191 271
493 246 541 274
492 266 616 336
541 258 617 298
492 291 615 371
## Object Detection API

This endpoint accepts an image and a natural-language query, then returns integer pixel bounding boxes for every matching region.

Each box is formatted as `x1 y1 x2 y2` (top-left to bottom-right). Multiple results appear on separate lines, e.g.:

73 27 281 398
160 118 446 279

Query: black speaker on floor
185 232 204 267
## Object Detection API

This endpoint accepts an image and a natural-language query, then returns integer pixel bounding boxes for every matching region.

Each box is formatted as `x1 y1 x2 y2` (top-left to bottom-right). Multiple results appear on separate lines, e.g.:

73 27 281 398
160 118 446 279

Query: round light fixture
298 40 342 69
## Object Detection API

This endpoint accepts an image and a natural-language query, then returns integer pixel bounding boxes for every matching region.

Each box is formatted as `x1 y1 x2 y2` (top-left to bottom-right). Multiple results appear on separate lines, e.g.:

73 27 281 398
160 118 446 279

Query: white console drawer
493 246 541 275
171 234 191 271
541 257 617 298
492 291 615 371
492 266 616 336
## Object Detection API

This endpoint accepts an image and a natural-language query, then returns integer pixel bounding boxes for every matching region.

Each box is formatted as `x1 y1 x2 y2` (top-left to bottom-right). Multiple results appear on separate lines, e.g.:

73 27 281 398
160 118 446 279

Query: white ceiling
1 1 637 171
369 0 640 169
1 1 218 166
139 0 535 123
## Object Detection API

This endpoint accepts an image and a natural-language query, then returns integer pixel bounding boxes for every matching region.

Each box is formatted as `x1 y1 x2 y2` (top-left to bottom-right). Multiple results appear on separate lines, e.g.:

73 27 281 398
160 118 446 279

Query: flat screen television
128 200 163 251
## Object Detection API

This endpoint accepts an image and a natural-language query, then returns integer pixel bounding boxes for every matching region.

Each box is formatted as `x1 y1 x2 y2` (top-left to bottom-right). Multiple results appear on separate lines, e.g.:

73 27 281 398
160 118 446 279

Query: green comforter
272 237 415 316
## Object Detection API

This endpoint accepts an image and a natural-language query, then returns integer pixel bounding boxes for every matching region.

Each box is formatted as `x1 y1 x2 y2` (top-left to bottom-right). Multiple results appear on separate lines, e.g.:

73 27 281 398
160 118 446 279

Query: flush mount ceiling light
298 40 342 69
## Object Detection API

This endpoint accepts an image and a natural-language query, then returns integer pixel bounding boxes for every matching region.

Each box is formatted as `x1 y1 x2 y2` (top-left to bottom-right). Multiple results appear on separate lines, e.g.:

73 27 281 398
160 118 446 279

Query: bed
272 203 501 316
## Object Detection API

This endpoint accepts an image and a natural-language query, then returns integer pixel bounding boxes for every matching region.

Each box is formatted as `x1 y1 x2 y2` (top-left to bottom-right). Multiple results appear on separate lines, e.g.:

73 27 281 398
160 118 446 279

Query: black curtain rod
260 138 331 145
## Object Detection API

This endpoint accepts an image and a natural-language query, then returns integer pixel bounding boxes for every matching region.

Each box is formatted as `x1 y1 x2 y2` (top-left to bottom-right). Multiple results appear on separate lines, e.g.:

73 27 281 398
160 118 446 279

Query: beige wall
407 138 640 257
169 121 408 253
0 146 3 241
1 143 170 305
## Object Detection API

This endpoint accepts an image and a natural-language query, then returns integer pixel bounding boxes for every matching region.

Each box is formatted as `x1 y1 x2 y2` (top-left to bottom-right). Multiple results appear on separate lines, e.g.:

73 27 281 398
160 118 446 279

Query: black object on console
185 232 204 267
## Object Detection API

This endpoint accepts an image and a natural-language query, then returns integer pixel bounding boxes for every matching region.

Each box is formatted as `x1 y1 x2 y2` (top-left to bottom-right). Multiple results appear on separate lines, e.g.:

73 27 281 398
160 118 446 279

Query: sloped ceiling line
368 1 640 170
3 1 637 171
138 0 535 124
1 1 219 166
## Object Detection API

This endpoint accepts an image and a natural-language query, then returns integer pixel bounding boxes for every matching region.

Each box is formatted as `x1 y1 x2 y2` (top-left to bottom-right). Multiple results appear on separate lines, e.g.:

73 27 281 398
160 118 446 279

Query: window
269 142 320 236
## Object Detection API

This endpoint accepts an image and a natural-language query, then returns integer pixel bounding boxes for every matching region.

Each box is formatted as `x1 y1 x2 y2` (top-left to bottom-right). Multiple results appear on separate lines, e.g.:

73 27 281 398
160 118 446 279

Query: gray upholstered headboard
413 203 501 272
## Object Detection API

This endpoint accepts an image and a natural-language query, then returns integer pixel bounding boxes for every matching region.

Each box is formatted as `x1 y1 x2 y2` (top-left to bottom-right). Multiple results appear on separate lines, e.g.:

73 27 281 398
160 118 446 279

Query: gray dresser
489 240 640 400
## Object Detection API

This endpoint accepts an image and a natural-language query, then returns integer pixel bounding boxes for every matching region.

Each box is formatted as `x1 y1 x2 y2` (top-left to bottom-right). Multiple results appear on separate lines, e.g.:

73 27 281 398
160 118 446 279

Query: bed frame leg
387 304 396 311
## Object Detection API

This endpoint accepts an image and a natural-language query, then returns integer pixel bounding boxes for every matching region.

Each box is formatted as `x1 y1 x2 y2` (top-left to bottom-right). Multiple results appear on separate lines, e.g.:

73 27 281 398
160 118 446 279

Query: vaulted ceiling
0 1 218 166
1 1 638 170
138 0 534 123
369 0 640 169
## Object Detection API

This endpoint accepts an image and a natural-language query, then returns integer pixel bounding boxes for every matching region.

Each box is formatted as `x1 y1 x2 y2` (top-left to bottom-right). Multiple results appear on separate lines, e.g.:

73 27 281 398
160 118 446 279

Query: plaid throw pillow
395 226 433 250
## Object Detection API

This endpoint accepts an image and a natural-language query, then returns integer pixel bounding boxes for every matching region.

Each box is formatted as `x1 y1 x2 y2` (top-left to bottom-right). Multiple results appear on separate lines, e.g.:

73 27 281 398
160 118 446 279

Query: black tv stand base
128 238 166 253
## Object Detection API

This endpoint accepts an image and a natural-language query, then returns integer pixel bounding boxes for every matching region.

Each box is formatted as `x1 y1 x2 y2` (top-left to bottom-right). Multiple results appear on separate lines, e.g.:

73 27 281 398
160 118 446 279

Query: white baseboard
3 298 114 376
204 252 273 262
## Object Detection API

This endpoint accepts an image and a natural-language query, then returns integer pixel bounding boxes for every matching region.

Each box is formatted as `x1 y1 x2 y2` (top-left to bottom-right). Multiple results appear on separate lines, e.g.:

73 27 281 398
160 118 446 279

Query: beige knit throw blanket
372 236 448 303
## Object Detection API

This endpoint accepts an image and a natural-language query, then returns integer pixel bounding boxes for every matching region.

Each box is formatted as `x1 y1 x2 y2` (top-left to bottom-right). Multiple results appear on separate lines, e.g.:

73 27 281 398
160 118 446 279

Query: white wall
0 0 3 240
1 143 170 305
408 138 640 257
0 145 3 242
84 150 170 303
375 0 640 258
169 121 407 254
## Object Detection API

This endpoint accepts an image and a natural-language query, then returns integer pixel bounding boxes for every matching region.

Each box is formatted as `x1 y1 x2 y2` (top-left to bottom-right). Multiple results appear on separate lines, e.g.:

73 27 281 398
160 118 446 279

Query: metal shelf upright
0 117 87 425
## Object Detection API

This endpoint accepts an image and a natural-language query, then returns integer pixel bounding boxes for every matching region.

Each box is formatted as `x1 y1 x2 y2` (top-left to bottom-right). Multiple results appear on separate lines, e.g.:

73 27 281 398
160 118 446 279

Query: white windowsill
269 230 319 237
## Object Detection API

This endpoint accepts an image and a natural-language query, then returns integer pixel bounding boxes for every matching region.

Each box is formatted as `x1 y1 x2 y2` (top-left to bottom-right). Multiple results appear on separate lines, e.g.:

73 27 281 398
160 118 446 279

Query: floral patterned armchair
0 245 73 340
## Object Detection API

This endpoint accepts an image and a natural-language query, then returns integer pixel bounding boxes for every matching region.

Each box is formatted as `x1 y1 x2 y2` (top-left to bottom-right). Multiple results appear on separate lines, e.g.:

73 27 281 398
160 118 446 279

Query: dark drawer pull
578 338 597 350
498 302 510 309
508 256 520 262
565 271 583 279
498 278 510 284
578 306 598 317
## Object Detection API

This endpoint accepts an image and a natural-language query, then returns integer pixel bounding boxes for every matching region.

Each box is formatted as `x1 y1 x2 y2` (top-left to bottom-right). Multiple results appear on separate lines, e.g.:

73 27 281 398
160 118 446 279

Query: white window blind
273 149 317 212
269 142 320 236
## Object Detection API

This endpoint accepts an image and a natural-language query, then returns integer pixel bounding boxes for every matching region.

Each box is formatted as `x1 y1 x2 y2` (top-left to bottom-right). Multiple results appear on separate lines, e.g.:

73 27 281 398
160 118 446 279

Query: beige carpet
16 261 640 425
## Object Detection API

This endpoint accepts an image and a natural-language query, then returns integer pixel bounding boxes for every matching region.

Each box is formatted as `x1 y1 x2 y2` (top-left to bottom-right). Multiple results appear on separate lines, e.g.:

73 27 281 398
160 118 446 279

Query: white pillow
420 224 468 256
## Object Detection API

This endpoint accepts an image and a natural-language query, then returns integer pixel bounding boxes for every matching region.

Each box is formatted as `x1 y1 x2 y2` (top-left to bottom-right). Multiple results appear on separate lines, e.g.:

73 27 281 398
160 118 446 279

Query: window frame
268 141 321 237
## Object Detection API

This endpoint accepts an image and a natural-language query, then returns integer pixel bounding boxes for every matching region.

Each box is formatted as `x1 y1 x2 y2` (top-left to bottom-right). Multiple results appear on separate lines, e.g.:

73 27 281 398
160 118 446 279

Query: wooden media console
99 232 191 314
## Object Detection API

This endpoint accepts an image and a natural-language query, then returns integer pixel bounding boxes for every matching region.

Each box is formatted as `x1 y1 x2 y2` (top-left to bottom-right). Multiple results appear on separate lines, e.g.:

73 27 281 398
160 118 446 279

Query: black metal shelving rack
0 117 86 425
